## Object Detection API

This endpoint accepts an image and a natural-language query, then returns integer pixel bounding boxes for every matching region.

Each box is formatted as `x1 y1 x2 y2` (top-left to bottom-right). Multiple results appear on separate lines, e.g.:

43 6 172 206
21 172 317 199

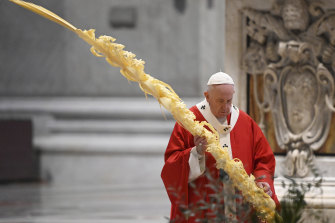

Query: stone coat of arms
243 0 335 177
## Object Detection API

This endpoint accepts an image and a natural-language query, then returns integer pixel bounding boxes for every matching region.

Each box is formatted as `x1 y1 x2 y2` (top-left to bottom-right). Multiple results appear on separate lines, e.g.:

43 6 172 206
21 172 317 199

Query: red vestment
161 105 279 222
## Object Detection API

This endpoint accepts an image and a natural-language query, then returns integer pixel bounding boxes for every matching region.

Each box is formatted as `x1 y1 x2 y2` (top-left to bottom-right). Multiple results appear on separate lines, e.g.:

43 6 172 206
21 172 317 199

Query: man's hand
256 182 273 197
194 136 207 156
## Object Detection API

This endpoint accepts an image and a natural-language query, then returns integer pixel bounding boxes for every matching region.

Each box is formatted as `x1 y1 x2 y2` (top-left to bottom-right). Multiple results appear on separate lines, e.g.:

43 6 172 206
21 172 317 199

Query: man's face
204 84 235 118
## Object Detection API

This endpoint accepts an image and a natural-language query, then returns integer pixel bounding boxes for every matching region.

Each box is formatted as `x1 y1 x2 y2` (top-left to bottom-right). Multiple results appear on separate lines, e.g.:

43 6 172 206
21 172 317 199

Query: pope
161 72 279 222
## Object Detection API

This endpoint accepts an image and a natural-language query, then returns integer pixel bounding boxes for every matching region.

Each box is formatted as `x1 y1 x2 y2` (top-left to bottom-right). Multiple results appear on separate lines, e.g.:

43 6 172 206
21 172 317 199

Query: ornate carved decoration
264 42 334 177
243 0 335 177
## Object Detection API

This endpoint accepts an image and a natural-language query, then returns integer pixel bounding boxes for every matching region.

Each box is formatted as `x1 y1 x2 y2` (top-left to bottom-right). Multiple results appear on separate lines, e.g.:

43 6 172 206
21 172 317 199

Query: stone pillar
224 0 272 110
225 0 335 221
198 0 226 94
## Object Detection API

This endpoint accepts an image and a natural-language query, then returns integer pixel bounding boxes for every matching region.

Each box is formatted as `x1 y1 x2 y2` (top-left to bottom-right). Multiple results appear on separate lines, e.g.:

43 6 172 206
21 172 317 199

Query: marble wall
0 0 227 187
0 0 67 96
1 0 226 98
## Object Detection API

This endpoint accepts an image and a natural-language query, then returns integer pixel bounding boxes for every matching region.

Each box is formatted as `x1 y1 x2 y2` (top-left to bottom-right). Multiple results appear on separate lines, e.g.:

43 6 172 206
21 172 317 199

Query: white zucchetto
207 72 234 86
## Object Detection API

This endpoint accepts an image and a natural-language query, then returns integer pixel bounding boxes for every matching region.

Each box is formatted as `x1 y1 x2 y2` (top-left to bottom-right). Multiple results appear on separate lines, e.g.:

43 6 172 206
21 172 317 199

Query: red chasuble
161 104 279 223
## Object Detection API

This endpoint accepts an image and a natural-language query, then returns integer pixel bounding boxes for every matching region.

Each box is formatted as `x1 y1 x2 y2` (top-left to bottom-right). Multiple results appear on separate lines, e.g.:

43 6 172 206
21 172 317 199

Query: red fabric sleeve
161 122 195 221
251 119 280 207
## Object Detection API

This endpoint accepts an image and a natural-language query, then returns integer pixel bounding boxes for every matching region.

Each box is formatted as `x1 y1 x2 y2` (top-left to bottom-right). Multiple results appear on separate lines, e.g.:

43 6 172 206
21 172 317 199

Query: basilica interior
0 0 335 222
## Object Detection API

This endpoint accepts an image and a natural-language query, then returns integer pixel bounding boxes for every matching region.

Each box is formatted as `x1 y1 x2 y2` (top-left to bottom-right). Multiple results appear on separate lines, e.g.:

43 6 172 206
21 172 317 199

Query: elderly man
161 72 279 222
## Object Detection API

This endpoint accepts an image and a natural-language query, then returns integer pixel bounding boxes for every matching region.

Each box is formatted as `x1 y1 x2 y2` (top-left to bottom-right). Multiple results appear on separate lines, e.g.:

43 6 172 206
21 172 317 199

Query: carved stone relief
243 0 335 177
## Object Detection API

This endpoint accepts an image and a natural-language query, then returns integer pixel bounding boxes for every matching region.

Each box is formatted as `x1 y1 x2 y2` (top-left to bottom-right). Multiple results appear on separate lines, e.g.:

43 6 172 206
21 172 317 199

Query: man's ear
204 91 209 101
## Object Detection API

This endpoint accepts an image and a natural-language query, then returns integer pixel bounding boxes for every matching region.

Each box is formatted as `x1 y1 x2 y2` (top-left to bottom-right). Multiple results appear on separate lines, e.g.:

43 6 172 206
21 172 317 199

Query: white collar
196 99 239 135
